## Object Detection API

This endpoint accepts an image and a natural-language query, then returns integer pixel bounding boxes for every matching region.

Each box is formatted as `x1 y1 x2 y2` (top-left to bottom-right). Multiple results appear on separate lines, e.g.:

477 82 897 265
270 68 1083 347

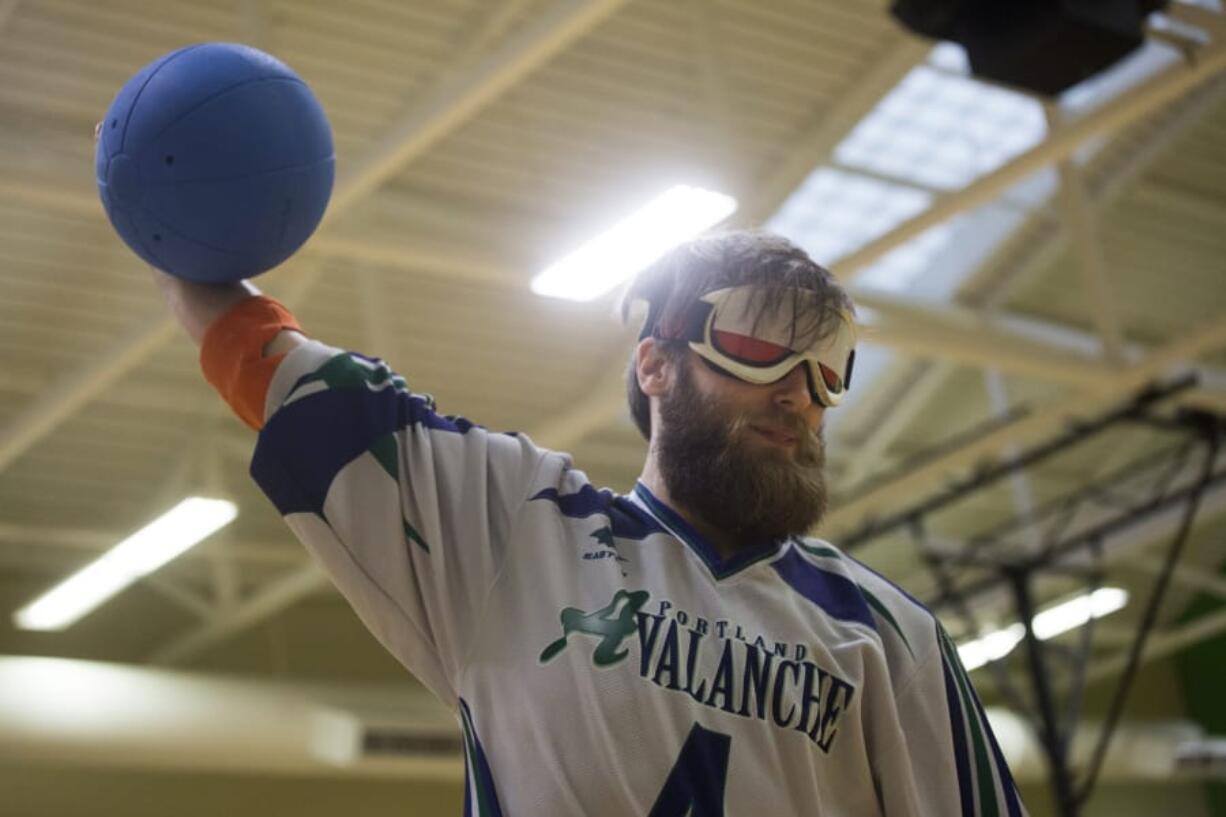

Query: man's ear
636 337 674 398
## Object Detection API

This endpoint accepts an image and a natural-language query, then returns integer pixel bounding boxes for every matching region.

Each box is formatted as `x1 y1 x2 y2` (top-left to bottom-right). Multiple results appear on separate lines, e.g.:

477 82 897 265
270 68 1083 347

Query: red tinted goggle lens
710 329 794 366
815 362 843 396
712 329 849 397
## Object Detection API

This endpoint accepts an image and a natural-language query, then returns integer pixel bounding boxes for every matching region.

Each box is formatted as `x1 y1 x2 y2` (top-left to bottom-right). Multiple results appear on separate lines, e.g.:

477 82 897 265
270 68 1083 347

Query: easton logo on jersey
539 589 856 753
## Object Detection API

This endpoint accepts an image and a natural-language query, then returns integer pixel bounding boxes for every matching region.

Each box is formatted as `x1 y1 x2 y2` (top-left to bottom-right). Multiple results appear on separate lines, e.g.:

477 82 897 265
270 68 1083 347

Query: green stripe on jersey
404 519 430 554
796 542 841 560
302 353 408 393
941 630 1000 817
861 588 915 659
366 433 430 553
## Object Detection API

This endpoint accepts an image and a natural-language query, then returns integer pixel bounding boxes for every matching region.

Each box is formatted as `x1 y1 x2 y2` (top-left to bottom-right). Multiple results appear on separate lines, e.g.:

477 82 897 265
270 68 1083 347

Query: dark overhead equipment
891 0 1169 96
841 373 1225 817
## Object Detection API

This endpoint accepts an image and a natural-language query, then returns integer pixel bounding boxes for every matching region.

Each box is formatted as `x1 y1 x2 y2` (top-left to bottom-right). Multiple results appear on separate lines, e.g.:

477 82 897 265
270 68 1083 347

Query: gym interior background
1 1 1224 815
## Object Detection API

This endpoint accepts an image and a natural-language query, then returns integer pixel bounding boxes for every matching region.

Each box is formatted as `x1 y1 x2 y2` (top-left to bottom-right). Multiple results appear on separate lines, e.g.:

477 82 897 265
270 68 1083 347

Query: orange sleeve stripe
199 296 304 431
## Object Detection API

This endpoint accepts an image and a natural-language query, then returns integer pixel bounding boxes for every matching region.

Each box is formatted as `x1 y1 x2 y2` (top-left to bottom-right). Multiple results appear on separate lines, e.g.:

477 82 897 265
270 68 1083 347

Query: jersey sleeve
875 622 1028 817
245 337 551 706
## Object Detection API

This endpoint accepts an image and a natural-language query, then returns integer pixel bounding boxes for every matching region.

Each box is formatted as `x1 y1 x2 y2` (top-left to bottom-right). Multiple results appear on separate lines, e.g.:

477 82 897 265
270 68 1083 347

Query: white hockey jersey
250 340 1026 817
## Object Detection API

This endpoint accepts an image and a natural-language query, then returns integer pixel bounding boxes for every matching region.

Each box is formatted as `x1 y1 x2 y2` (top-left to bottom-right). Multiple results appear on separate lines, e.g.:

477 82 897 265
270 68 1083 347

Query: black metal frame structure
840 374 1226 817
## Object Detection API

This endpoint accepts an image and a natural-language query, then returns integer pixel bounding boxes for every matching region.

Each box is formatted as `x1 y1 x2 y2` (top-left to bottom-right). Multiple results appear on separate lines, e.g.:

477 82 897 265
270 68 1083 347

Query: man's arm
152 261 552 702
151 268 308 431
150 268 306 356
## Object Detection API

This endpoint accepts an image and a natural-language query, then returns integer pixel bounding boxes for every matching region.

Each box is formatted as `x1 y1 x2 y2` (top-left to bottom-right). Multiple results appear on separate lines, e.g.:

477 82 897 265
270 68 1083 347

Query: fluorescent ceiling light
14 497 238 631
531 185 737 302
958 623 1027 673
958 587 1129 672
1032 586 1129 640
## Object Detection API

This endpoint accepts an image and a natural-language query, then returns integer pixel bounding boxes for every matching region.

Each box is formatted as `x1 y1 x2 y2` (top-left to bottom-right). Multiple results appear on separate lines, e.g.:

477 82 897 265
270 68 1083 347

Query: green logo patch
538 589 649 667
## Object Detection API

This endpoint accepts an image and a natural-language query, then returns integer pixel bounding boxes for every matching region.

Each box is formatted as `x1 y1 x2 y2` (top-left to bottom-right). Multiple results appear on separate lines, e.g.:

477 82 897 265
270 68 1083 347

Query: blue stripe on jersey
252 373 476 517
770 548 876 631
460 699 505 817
530 484 665 541
632 482 784 579
941 645 975 817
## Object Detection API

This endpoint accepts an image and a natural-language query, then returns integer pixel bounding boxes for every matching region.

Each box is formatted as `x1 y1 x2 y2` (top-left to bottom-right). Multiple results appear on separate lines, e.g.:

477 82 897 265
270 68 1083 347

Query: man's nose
772 363 814 412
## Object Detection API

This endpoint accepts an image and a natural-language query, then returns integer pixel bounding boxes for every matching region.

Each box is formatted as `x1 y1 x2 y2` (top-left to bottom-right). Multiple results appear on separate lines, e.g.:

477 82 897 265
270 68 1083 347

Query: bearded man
158 229 1026 816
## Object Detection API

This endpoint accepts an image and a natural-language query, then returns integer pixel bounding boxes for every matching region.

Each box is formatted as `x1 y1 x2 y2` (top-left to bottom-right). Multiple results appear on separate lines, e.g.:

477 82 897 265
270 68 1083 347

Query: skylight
768 167 931 267
767 44 1049 294
835 65 1047 192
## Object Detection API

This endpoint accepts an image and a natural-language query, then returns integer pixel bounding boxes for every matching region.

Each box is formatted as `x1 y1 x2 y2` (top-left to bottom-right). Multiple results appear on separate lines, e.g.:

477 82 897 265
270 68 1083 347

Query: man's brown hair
620 230 853 441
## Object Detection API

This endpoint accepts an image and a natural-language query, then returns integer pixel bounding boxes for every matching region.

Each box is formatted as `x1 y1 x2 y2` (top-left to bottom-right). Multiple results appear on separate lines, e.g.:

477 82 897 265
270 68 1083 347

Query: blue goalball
95 42 335 283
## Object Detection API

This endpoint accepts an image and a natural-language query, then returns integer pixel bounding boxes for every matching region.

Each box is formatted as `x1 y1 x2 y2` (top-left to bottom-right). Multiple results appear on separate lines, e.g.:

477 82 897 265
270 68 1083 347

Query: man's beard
655 361 828 550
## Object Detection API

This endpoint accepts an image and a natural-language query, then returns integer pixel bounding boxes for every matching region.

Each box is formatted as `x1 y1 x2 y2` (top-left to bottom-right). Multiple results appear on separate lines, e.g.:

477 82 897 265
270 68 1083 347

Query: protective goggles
649 286 857 408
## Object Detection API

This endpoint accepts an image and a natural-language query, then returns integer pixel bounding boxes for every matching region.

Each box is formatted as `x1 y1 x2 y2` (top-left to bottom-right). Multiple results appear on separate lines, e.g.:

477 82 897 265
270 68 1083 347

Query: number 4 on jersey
649 722 731 817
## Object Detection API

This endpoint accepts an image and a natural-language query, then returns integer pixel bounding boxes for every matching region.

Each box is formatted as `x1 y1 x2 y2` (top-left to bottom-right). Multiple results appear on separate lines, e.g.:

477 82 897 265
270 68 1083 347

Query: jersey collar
631 481 788 580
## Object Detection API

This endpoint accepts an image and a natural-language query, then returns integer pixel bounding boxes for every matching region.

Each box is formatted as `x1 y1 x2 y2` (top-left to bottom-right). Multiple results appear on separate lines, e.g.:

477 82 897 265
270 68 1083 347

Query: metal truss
841 374 1226 816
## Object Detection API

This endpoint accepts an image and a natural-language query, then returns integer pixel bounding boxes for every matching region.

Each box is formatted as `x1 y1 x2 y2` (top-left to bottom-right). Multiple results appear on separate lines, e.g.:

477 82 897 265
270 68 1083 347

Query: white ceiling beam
148 562 326 666
827 159 950 196
3 41 1221 487
824 314 1226 536
0 362 215 418
0 313 179 472
0 170 519 289
527 350 632 451
315 230 513 286
0 0 624 478
144 575 217 621
1128 556 1226 602
839 360 951 488
737 32 931 225
965 75 1226 309
452 0 536 71
688 0 740 180
837 75 1226 491
1047 104 1126 365
982 369 1044 553
1168 1 1226 40
1084 604 1226 687
1131 177 1226 224
854 289 1122 387
833 41 1226 281
325 0 629 218
4 172 1224 402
